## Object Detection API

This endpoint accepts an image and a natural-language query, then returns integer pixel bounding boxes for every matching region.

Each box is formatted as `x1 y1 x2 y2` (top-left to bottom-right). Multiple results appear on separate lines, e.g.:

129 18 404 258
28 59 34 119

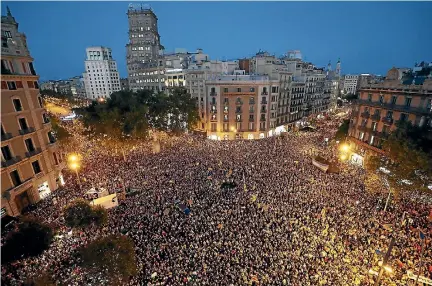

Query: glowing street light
67 153 82 187
68 154 78 163
383 265 393 273
340 154 347 161
340 144 350 152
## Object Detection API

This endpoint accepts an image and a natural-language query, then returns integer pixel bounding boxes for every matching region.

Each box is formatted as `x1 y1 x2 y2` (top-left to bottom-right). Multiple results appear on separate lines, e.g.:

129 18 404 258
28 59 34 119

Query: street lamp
68 154 78 163
340 143 350 152
68 153 82 187
69 162 81 186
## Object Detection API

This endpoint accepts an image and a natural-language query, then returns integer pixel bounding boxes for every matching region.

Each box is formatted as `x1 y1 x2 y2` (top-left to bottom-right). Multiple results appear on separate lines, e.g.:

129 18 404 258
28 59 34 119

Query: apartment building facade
343 74 359 95
1 9 65 216
347 67 432 166
82 46 121 100
205 75 278 140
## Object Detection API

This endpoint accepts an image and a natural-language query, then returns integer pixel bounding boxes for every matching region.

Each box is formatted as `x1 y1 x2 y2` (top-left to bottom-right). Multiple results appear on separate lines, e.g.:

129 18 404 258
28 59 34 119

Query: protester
1 115 431 286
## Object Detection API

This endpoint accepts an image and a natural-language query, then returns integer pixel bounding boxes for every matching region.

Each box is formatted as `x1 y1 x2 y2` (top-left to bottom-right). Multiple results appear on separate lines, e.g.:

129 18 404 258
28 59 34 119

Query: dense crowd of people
1 114 431 286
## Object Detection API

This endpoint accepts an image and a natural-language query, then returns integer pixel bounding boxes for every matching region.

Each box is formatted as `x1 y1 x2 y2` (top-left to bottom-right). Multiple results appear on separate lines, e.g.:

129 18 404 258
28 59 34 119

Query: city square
1 2 432 286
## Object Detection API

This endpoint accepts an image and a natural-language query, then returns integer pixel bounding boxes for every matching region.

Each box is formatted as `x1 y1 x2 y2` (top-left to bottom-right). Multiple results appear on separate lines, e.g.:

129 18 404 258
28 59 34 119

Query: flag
251 194 257 203
251 274 259 284
419 231 425 240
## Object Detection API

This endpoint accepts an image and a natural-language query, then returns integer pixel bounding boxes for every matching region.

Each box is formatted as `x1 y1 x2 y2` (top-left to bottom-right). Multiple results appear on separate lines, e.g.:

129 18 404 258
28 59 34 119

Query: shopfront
38 181 51 199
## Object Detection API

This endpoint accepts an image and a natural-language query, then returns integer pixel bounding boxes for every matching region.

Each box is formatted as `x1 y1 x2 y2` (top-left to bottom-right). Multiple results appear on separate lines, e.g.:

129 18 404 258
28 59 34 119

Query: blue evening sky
2 1 431 81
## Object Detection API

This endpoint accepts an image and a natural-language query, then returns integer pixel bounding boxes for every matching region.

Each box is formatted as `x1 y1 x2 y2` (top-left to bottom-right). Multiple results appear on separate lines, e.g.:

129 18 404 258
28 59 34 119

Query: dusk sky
2 1 431 82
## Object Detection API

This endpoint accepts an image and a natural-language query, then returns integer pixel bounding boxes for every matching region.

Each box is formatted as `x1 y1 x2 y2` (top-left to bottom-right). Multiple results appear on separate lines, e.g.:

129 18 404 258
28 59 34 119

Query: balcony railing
210 92 217 96
236 100 243 105
1 156 23 168
360 112 370 119
261 92 268 95
235 109 242 114
19 127 36 135
261 101 268 105
249 101 255 105
249 117 255 122
371 114 381 121
259 127 266 131
356 99 432 115
1 132 13 141
6 177 34 194
357 125 369 132
260 117 266 122
25 147 42 158
381 117 394 125
377 132 389 139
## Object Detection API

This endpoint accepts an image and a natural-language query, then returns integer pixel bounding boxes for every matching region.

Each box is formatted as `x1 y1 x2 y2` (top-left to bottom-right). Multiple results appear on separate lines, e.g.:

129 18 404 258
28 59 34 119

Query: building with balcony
1 8 65 216
82 46 121 100
347 67 432 166
204 75 277 140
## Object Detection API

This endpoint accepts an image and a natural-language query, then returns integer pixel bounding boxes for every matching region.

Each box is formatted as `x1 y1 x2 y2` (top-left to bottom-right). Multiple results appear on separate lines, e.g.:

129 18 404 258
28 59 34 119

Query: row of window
1 80 39 91
5 150 61 189
2 59 37 76
1 112 51 140
9 96 43 113
1 130 56 163
367 93 412 107
131 46 152 51
210 113 267 122
131 71 164 77
210 122 267 132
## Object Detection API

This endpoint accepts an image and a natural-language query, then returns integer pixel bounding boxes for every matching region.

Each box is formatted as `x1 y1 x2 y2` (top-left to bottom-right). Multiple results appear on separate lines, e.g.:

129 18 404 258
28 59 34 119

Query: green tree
50 116 72 144
2 217 54 263
343 93 358 102
76 88 198 139
364 121 432 197
335 119 349 141
63 199 107 228
91 205 108 226
24 273 55 286
79 235 137 285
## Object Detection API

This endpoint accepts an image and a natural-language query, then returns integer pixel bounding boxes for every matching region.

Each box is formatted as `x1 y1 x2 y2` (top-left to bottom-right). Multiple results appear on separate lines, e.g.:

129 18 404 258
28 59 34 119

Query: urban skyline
2 1 431 82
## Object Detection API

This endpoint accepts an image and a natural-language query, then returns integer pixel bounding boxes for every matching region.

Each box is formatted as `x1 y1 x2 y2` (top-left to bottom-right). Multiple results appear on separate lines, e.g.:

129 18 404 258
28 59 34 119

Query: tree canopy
50 116 72 144
78 234 137 285
343 93 358 102
63 199 108 228
76 88 198 140
1 217 54 263
334 119 349 141
364 120 432 197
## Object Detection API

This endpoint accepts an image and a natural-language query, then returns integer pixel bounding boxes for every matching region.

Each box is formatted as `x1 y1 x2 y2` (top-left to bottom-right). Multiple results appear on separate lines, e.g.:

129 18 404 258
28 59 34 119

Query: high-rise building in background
343 74 359 95
120 78 130 91
82 46 121 100
1 8 65 217
347 66 432 166
126 4 163 92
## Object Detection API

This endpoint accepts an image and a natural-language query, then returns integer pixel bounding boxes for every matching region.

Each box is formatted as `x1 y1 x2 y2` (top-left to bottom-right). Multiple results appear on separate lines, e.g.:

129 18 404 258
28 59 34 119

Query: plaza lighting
340 154 347 161
67 153 82 187
340 144 350 152
383 265 393 273
68 154 78 162
69 162 79 170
